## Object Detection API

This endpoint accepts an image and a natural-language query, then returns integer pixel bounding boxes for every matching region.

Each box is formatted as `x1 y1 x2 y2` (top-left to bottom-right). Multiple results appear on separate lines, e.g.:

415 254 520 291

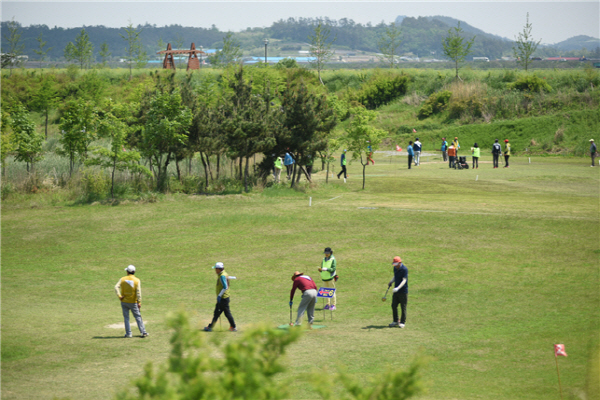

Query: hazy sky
2 1 599 45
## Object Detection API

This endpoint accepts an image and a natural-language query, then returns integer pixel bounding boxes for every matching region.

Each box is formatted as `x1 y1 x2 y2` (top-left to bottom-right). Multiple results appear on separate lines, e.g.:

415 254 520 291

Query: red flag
396 145 402 152
554 344 567 357
413 128 417 133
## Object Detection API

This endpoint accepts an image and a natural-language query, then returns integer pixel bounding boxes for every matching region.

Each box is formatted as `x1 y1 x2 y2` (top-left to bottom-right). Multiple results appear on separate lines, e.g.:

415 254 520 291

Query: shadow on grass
361 325 392 330
92 336 131 339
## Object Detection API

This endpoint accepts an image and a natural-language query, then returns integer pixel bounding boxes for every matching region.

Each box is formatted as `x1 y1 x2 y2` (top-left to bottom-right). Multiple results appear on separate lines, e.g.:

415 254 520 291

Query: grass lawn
2 153 599 400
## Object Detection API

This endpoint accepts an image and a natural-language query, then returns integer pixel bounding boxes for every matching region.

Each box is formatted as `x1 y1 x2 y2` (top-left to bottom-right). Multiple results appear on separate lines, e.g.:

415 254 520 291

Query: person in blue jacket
337 149 348 182
284 151 294 180
407 141 414 170
441 137 448 162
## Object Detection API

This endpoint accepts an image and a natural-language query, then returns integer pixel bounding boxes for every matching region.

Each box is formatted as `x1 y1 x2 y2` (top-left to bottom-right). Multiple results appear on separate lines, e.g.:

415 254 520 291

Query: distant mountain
552 35 600 51
426 16 512 42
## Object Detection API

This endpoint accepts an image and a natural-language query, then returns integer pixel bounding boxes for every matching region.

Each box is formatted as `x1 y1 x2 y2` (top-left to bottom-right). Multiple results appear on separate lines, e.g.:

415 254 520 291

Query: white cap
590 139 595 142
125 265 136 273
212 262 224 269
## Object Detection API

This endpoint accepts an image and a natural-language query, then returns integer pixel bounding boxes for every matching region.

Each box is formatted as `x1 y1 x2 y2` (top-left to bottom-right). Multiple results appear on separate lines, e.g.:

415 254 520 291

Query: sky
2 1 599 45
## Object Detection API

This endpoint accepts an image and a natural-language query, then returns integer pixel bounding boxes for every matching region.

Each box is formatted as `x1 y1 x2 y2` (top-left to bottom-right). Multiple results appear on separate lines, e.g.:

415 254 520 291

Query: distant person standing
447 143 456 168
318 247 337 310
503 139 511 168
453 137 460 155
590 139 597 167
492 139 502 169
115 265 149 338
413 138 422 166
407 141 414 169
367 142 375 165
203 262 237 332
305 154 314 180
441 137 448 162
290 271 317 327
471 143 480 169
387 256 408 328
274 156 283 183
337 149 348 182
284 151 295 180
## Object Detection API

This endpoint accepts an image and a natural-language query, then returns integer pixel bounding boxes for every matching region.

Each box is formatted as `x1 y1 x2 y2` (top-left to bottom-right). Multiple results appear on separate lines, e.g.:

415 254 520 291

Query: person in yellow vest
274 156 283 183
471 143 480 169
453 137 460 156
317 247 337 310
115 265 148 338
204 262 237 332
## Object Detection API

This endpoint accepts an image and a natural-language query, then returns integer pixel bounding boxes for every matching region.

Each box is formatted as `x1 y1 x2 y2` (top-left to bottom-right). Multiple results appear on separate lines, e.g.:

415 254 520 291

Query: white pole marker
476 175 478 181
309 197 312 207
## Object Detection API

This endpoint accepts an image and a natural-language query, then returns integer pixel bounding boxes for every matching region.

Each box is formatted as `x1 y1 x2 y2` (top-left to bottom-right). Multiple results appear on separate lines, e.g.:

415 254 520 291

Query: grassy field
2 153 599 400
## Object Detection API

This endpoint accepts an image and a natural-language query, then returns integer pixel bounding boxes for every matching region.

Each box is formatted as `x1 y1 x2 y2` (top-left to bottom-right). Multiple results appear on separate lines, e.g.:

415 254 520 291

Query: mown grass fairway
2 153 599 400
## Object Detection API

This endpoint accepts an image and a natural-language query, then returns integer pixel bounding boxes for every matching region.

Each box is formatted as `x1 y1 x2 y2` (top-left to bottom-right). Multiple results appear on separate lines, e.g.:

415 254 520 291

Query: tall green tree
442 22 475 80
87 100 151 198
10 103 44 173
30 75 59 139
33 32 53 70
1 111 15 176
277 80 337 187
1 17 25 75
308 21 336 85
120 22 147 79
220 67 274 192
57 99 97 176
64 28 94 70
344 107 387 190
98 42 111 68
140 90 192 192
513 13 541 72
208 32 242 67
377 22 403 68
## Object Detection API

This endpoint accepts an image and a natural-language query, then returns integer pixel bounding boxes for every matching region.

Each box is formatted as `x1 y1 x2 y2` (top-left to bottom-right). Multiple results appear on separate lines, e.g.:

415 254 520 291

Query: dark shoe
203 326 212 332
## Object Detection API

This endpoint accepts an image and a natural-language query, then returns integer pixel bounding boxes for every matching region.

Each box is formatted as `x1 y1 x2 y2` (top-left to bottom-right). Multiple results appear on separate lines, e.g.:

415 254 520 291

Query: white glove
393 287 400 293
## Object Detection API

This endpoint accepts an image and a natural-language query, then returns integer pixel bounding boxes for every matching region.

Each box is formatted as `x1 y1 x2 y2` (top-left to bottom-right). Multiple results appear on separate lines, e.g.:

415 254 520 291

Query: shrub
81 168 108 202
358 72 410 109
417 90 452 119
509 74 552 92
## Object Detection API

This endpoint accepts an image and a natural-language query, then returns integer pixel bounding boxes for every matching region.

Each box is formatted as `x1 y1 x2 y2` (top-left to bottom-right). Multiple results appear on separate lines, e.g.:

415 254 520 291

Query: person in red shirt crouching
290 271 317 327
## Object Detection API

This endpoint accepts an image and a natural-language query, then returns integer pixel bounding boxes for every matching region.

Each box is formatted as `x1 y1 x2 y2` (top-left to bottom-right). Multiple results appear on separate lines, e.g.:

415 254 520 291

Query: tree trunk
238 157 243 181
216 154 221 180
326 162 330 184
188 155 193 176
206 155 214 181
200 152 209 189
290 162 298 188
111 158 116 199
362 163 367 190
244 156 250 193
175 158 182 181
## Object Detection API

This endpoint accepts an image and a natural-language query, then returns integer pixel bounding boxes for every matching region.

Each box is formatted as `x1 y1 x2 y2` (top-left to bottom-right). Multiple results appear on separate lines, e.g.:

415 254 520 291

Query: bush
81 168 108 202
509 74 552 92
417 90 452 119
358 72 410 109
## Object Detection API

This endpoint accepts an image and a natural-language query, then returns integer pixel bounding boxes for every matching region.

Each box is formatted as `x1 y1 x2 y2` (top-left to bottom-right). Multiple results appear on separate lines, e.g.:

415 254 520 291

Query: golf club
289 304 293 326
382 286 390 302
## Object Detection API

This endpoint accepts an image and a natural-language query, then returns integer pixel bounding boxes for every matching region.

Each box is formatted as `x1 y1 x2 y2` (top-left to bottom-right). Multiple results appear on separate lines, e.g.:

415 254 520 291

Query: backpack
493 143 501 153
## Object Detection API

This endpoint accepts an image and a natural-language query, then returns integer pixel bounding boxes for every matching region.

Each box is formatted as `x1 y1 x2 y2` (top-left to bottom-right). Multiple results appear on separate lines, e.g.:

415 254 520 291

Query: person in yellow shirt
115 265 148 338
453 137 460 155
471 143 480 169
503 139 511 168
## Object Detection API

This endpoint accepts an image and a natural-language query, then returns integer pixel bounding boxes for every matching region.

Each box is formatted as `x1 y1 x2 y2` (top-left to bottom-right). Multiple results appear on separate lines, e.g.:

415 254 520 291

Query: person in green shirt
471 143 480 169
318 247 338 310
273 156 283 183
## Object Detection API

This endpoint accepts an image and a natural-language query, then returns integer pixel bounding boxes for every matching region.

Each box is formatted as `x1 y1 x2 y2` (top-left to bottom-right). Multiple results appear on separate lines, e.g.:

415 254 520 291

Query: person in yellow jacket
115 265 148 338
273 156 283 183
204 262 237 332
453 137 460 155
471 143 480 169
318 247 338 310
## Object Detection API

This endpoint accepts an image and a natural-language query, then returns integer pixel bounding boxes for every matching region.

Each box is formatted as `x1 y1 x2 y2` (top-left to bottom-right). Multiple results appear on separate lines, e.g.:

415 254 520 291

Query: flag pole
554 353 564 400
